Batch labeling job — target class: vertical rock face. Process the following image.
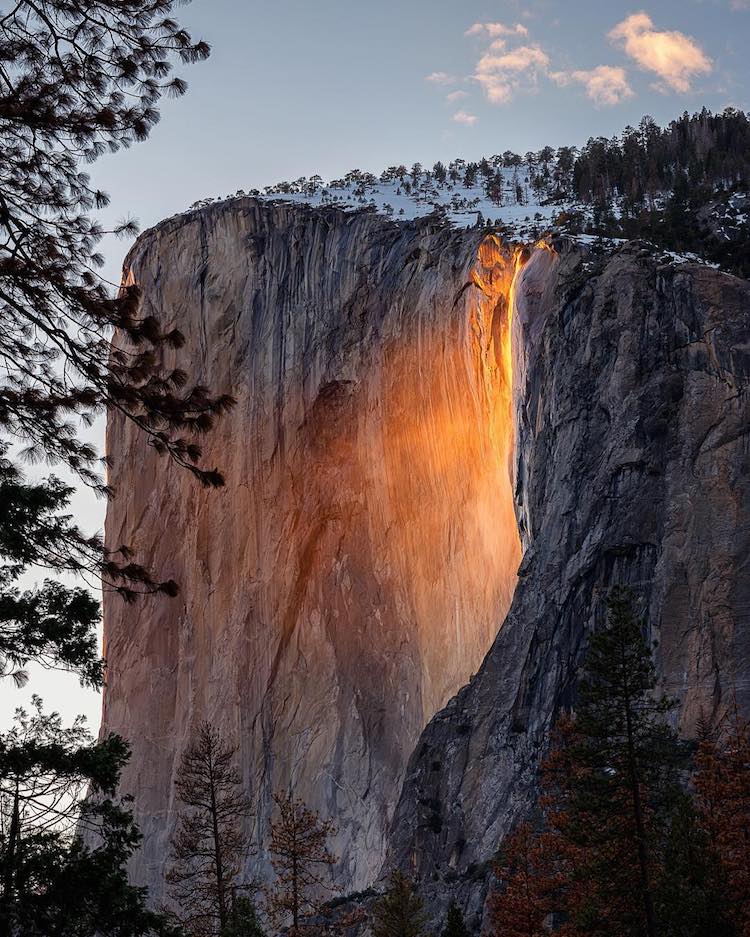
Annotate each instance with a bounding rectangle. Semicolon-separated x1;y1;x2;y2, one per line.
385;241;750;925
105;197;750;916
102;200;522;895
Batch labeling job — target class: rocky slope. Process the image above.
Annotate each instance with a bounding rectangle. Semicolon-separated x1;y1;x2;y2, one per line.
102;199;523;895
384;239;750;927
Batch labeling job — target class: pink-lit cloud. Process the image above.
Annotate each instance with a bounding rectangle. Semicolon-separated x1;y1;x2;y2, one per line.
474;44;550;104
465;22;529;38
446;90;469;103
608;12;712;93
425;71;457;86
552;65;634;107
452;110;479;126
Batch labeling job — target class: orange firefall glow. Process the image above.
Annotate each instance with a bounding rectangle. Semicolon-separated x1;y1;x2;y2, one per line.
534;238;557;254
473;236;528;476
359;234;530;718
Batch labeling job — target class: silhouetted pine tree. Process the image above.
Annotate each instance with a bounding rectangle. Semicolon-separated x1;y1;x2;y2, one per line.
0;698;175;936
371;871;427;937
0;450;103;687
557;588;687;936
0;0;232;500
441;901;471;937
166;723;252;937
0;3;227;932
266;791;337;935
533;587;736;937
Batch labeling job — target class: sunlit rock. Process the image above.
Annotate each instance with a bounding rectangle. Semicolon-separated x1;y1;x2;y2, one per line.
103;199;750;919
102;199;523;896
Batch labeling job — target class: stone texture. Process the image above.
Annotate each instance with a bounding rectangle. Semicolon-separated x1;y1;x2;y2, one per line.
103;197;750;921
384;240;750;928
101;200;522;897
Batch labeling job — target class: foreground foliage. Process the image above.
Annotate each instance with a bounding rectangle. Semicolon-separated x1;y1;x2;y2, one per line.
0;698;175;935
0;1;229;934
488;587;744;937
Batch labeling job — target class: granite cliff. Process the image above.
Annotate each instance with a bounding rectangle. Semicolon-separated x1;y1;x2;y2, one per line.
102;198;750;915
385;238;750;926
102;199;522;896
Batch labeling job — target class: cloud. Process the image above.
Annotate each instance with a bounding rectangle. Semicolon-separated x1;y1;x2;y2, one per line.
446;90;469;103
425;71;457;86
474;44;550;104
730;0;750;8
552;65;634;106
452;110;478;126
465;21;528;38
608;12;712;93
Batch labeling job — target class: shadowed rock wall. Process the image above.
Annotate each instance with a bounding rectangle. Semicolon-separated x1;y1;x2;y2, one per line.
384;241;750;927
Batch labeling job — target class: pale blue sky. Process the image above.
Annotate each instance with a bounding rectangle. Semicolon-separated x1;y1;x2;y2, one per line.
90;0;749;288
2;0;748;734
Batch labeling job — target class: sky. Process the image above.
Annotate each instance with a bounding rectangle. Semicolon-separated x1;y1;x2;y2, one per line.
2;0;748;735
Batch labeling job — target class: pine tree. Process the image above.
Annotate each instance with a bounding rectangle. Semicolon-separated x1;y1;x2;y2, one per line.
0;0;232;790
0;449;103;687
222;895;265;937
561;587;689;936
537;587;736;937
488;588;738;937
371;871;427;937
0;697;174;936
166;723;252;937
266;791;337;935
487;823;556;937
694;703;750;936
441;901;470;937
0;4;230;931
656;788;734;937
0;1;232;495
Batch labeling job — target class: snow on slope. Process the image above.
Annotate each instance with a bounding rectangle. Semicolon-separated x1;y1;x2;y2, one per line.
179;159;735;268
188;163;567;240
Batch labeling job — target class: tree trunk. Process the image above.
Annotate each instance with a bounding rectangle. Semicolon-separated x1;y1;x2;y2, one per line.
292;852;299;934
620;637;658;937
0;785;20;933
209;759;227;934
